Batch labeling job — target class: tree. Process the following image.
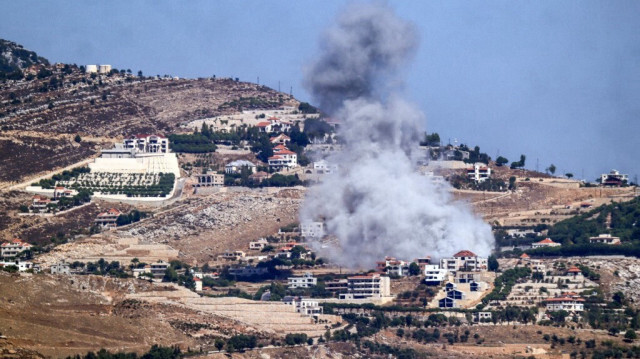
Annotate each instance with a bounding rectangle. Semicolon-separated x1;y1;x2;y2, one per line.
546;164;556;175
625;329;637;341
215;339;225;351
508;176;517;190
608;327;620;336
137;70;143;77
496;156;509;167
565;173;574;179
488;255;499;271
408;262;420;276
74;134;82;143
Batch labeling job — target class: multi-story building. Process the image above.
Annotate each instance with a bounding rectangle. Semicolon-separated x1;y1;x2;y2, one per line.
439;250;488;272
377;257;410;277
193;172;224;187
123;134;169;154
150;260;169;278
325;279;348;293
50;262;71;275
339;273;391;300
31;195;51;212
589;234;621;245
467;163;491;182
1;239;32;259
249;238;269;250
424;265;448;285
94;208;122;228
300;222;325;239
287;272;317;288
53;186;75;199
0;259;36;272
600;170;628;186
268;146;298;171
313;160;338;174
282;296;323;316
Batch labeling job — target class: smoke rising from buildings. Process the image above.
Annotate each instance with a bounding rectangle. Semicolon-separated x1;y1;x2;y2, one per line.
300;3;495;268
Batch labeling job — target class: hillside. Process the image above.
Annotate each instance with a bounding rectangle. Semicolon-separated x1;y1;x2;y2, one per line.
0;39;49;79
0;40;297;186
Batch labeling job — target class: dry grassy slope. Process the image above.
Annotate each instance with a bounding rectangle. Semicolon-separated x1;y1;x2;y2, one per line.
0;67;297;185
0;272;201;358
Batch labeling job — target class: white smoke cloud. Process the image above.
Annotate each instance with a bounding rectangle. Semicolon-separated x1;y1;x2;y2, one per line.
300;2;494;268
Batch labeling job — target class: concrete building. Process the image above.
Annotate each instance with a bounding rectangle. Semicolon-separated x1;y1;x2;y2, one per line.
269;134;290;145
531;238;561;249
438;297;457;308
268;146;298;171
85;64;98;73
282;296;323;316
194;277;203;292
50;262;71;275
473;312;492;322
544;296;585;312
601;170;628;186
339;273;391;300
100;144;137;159
467;163;491;182
0;259;35;272
424;265;448;285
1;239;32;259
377;257;410;277
287;272;317;289
440;250;488;272
53;186;76;199
194;172;224;187
123;135;169;154
94;208;122;228
325;279;348;293
300;222;325;239
225;160;257;175
31;195;51;212
313;160;338;174
98;64;112;74
150;260;169;278
249;238;269;250
589;234;621;245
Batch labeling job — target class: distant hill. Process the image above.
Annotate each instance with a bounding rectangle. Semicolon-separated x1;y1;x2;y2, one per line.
0;39;49;79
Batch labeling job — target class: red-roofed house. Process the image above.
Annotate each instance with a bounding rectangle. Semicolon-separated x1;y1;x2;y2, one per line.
31;195;52;212
268;146;298;171
532;238;561;249
544;296;585;312
94;208;123;228
53;186;76;199
1;239;32;259
256;121;272;133
567;266;582;277
376;257;410;277
440;250;488;272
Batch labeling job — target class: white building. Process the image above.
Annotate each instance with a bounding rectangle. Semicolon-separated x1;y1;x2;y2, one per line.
282;296;323;316
268;145;298;171
85;64;98;73
1;239;32;259
123;134;169;154
377;257;410;277
531;238;561;249
601;170;629;186
0;259;35;272
288;272;318;288
50;262;71;275
224;160;257;175
339;273;391;300
249;238;269;250
467;163;491;182
313;160;338;174
300;222;325;239
424;265;448;285
544;296;585;312
194;277;203;292
589;234;621;245
31;195;52;212
473;312;492;322
98;64;112;74
53;186;76;199
194;172;224;187
440;250;488;272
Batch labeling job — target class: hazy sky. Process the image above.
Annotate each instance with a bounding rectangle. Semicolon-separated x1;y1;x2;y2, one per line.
1;1;639;181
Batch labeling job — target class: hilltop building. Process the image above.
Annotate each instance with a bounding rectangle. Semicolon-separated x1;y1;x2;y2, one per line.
1;239;32;259
601;170;628;186
287;272;317;289
424;265;448;285
339;273;391;300
94;208;122;228
467;163;491;182
123;135;169;154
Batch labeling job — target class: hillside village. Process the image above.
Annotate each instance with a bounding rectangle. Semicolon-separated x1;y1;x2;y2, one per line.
1;40;640;359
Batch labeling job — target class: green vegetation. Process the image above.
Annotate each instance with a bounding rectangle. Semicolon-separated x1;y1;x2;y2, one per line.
168;133;217;153
34;166;90;189
65;345;182;359
81;259;130;278
162;260;195;289
116;210;148;226
419;132;440;146
495;156;509;166
218;96;283;111
510;154;526;169
0;39;49;80
298;102;318;114
481;267;531;305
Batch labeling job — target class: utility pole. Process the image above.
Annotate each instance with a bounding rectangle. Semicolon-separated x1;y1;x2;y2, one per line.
536;158;539;173
278;81;281;93
257;76;259;85
290;86;293;97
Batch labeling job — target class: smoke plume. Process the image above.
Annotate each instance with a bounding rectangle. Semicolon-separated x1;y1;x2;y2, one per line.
300;3;494;268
